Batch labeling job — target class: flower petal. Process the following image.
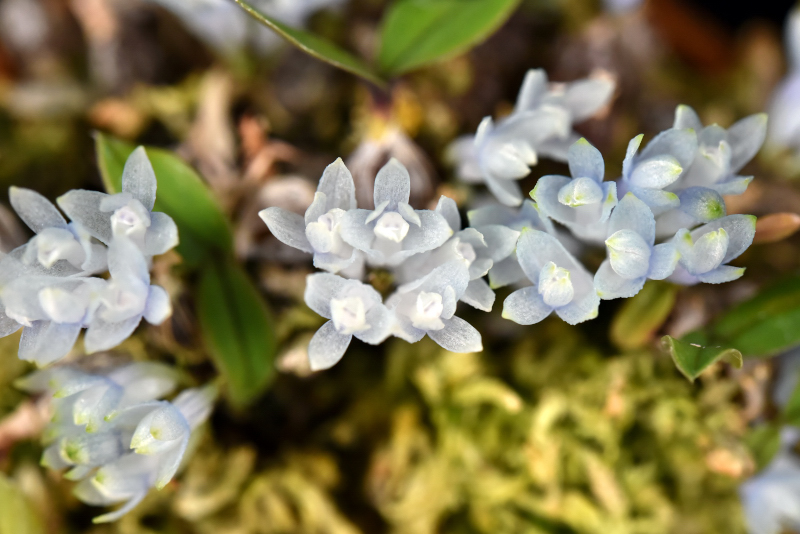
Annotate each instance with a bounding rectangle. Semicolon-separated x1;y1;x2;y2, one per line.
594;260;645;300
647;242;680;280
564;76;615;123
629;155;683;190
461;278;495;312
427;316;483;353
629;187;680;213
317;158;356;211
696;265;745;284
728;113;768;173
121;146;157;211
502;286;552;325
9;186;67;233
488;257;526;288
108;237;149;284
143;212;179;256
57;190;113;244
484;172;523;207
478;224;520;262
373;158;410;210
259;207;313;254
639;128;698;169
691;214;756;264
308;320;352;371
678;187;726;223
401;210;453;255
355;304;394;345
0;311;22;337
304;272;350;319
673;104;702;131
435;195;461;232
568;138;605;182
554;290;600;325
19;321;81;366
606;229;652;279
514;69;547;113
143;285;172;325
84;315;142;354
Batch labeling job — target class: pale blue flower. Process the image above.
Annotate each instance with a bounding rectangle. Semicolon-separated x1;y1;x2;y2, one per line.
502;228;599;325
17;364;212;522
73;386;215;523
448;68;615;206
395;196;519;312
617;128;697;215
467;199;553;288
10;186;107;275
672;105;766;196
593;193;680;299
669;214;756;285
83;237;173;354
260;158;364;276
304;272;393;370
57;147;179;258
339;158;452;267
387;261;482;353
531;138;617;241
1;273;106;365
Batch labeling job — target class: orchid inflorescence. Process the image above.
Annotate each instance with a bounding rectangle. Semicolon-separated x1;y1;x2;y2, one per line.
0;67;766;523
0;148;214;521
262;68;765;371
17;364;215;523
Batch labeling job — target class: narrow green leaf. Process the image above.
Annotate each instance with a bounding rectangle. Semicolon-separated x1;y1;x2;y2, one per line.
95;132;233;265
196;259;277;408
378;0;520;76
711;274;800;358
233;0;386;88
0;474;45;534
662;332;743;383
610;281;677;351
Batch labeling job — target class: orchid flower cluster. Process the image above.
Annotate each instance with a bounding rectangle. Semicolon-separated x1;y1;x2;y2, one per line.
0;149;216;522
262;68;765;371
17;363;215;523
0;147;177;367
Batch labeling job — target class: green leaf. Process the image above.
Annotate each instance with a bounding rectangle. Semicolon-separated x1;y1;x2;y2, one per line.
662;332;743;383
378;0;521;76
232;0;386;88
95;132;233;265
610;281;677;351
0;475;45;534
711;274;800;358
744;424;782;470
197;259;277;408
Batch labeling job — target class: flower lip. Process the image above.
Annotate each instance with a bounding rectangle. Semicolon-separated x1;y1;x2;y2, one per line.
455;240;477;266
330;296;370;335
538;261;574;307
411;291;445;330
374;212;410;243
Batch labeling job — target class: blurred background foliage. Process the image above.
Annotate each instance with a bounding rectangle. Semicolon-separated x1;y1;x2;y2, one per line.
1;0;800;532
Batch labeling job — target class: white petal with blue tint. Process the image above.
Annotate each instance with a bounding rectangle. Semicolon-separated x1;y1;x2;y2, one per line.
605;229;652;279
308;320;352;371
567;138;604;182
259;207;313;253
502;287;553;325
